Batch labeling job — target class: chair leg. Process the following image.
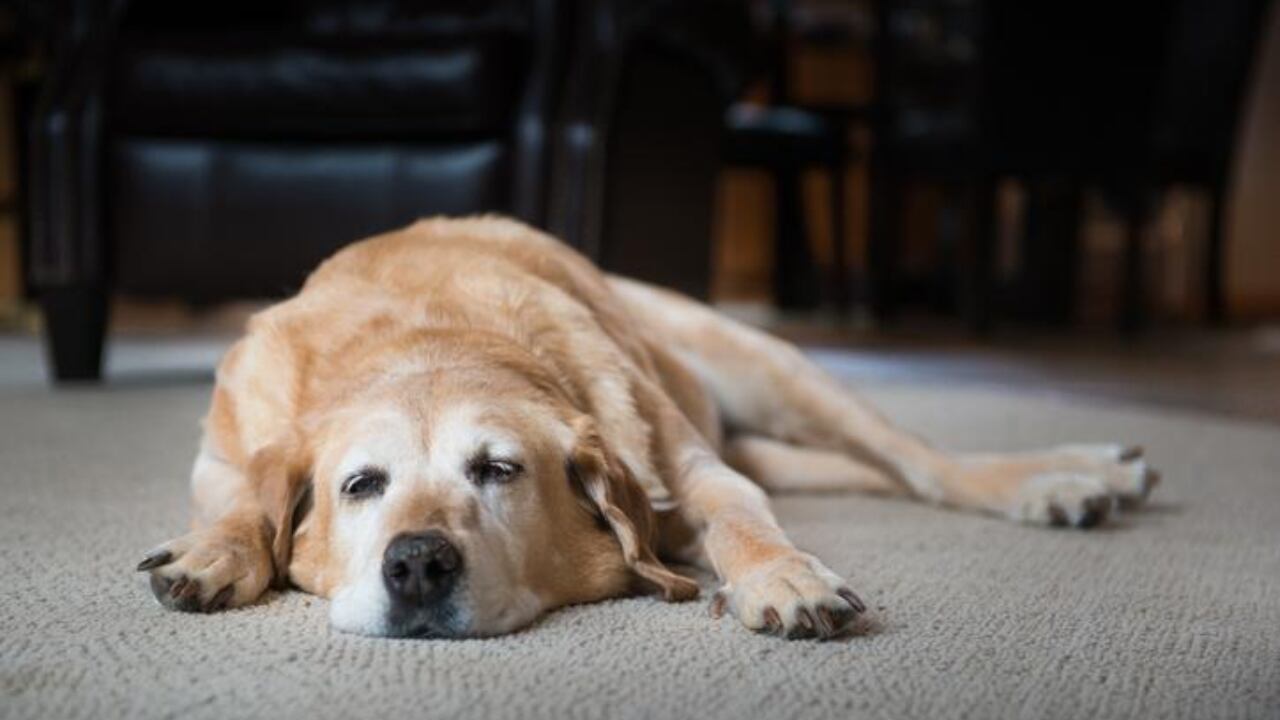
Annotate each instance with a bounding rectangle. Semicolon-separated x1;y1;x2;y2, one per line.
1204;186;1226;325
1119;207;1146;334
828;158;849;316
1048;182;1084;326
773;166;821;310
41;286;108;382
867;169;901;322
1020;179;1082;326
963;176;996;334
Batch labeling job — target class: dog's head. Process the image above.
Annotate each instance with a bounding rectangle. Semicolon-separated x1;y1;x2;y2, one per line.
250;368;697;638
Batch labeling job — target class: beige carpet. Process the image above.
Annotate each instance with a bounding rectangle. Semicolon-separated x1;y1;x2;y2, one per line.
2;367;1279;719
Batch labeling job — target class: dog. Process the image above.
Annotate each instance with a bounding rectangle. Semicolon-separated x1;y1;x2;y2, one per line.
137;216;1159;640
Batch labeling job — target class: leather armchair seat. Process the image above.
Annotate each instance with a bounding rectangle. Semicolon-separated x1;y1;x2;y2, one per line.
29;0;563;379
104;1;539;302
110;139;510;299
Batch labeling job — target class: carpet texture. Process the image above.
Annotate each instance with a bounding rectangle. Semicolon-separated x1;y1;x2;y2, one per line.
2;371;1279;720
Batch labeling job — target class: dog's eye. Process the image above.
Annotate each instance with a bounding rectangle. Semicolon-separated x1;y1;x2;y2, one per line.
341;467;388;498
468;458;522;485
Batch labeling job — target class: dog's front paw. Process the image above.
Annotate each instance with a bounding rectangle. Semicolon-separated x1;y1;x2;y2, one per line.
136;528;273;613
711;553;866;640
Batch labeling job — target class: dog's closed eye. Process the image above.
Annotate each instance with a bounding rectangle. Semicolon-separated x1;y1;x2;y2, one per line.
467;457;522;485
342;467;389;499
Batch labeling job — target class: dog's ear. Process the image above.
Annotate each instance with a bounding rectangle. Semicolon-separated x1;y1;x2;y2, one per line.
567;418;699;602
247;432;312;585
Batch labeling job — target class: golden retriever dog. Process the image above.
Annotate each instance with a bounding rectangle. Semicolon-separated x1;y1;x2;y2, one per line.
137;216;1158;639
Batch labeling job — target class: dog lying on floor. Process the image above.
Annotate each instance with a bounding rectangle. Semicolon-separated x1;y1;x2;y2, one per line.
137;216;1159;640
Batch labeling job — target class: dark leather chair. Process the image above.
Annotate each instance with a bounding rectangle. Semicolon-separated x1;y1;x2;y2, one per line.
28;0;564;380
27;0;756;383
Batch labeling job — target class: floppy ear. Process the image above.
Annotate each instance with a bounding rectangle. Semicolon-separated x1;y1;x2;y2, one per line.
568;418;699;602
247;433;312;587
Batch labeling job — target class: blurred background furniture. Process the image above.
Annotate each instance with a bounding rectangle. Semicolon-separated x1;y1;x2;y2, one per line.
0;0;46;327
25;0;755;382
28;0;567;380
724;102;849;312
13;0;1280;383
721;0;854;313
869;0;1176;331
1139;0;1273;328
866;0;1271;332
549;0;755;302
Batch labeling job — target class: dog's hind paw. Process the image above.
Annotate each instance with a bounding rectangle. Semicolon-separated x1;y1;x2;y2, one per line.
1007;472;1116;528
1054;444;1161;509
960;444;1161;529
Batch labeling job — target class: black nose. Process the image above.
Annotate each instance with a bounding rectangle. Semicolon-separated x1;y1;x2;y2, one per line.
382;531;463;603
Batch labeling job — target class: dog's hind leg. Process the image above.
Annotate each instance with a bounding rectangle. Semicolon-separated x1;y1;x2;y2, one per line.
723;435;904;496
612;277;1157;528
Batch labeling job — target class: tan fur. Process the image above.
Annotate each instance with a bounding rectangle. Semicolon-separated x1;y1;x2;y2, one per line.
140;216;1157;639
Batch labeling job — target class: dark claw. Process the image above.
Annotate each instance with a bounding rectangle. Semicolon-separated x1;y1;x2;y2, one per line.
1119;445;1144;462
1120;468;1161;510
837;587;867;614
1144;468;1161;495
709;591;727;619
815;607;838;638
177;579;201;601
168;577;190;599
762;607;782;634
149;573;173;598
795;608;816;635
149;573;194;612
207;585;234;613
172;578;204;612
148;574;202;613
1077;496;1112;529
1048;505;1069;527
136;550;173;572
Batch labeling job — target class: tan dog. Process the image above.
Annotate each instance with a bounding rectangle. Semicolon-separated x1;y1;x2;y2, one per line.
137;216;1159;639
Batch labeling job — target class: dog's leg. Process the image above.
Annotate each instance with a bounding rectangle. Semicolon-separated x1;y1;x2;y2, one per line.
641;387;866;639
135;443;288;613
136;450;275;613
723;435;904;496
138;334;307;613
613;277;1158;527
